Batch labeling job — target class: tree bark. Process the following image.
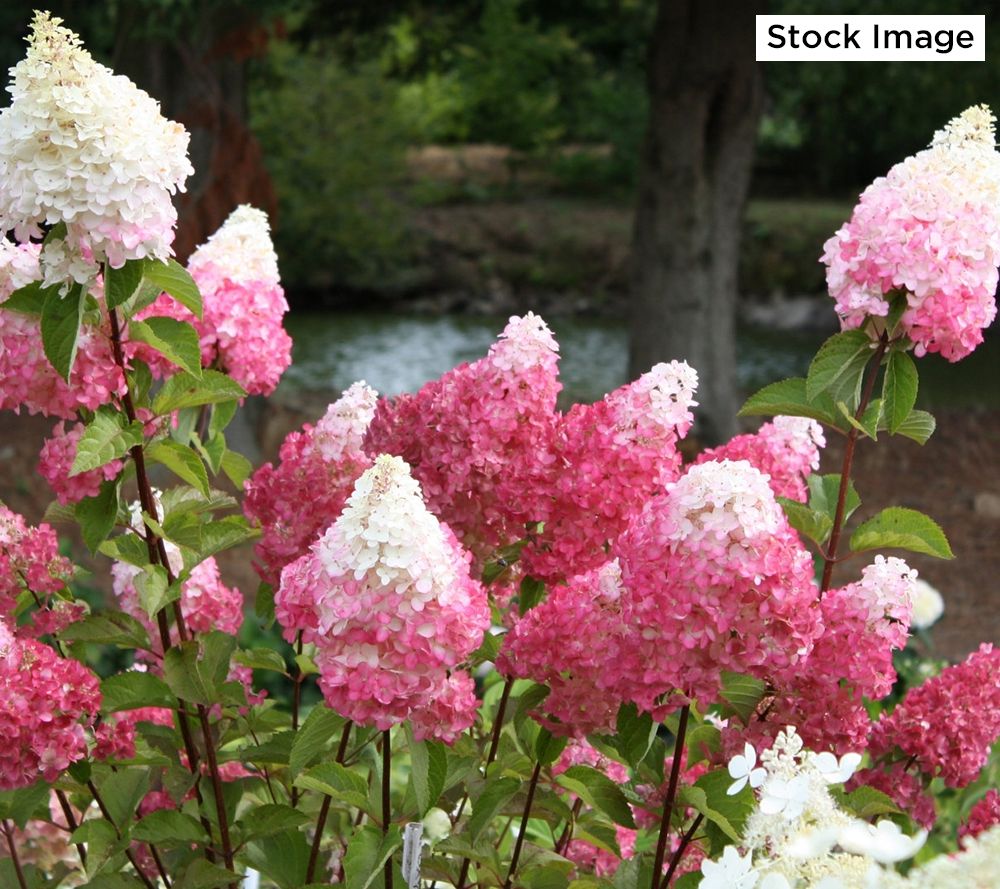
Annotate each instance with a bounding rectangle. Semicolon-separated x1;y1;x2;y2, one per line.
629;0;762;444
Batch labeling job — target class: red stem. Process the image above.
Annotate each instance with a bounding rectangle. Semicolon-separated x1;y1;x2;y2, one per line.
2;820;29;889
504;760;543;889
660;813;703;889
650;705;690;889
305;720;353;883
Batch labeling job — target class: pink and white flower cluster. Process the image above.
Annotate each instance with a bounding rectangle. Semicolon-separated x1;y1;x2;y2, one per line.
822;105;1000;361
276;455;490;740
244;382;377;584
0;12;192;284
38;420;123;504
137;205;292;394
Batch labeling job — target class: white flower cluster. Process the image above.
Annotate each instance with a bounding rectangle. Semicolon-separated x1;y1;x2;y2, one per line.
854;555;918;625
315;455;459;628
311;381;379;463
0;11;193;284
610;359;699;442
0;239;41;300
701;727;927;889
910;579;945;630
187;204;279;286
769;416;826;471
663;459;783;548
488;311;560;373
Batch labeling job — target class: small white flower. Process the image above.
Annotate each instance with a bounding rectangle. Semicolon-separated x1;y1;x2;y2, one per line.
813;751;863;785
758;873;792;889
786;825;839;859
759;775;810;820
728;742;767;795
699;846;758;889
911;578;945;629
837;818;927;864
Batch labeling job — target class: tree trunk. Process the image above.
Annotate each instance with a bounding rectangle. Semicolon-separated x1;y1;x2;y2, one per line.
628;0;762;444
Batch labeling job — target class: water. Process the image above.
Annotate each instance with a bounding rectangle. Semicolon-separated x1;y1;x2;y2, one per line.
280;311;999;408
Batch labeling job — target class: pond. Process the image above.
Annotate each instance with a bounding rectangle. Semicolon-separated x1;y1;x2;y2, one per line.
278;311;1000;409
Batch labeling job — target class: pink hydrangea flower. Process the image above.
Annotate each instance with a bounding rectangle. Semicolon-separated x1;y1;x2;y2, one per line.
364;313;562;564
696;416;825;502
960;790;1000;843
136;205;291;394
868;643;1000;788
849;763;937;830
612;459;822;714
244;382;377;585
0;620;101;788
38;420;122;504
0;504;74;629
276;455;490;739
822;105;1000;361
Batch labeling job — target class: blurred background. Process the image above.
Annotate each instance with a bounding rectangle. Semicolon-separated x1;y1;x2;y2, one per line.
1;0;998;660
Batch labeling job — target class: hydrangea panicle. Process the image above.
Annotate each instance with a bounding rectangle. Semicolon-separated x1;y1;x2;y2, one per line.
38;420;122;504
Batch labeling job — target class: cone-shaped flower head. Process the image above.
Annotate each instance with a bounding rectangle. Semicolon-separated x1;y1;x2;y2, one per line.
277;454;490;739
822;104;1000;361
0;11;193;283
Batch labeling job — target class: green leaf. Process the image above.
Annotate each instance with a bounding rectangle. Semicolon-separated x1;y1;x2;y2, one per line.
614;702;657;769
132;809;207;845
680;769;754;853
143;258;203;319
40;282;86;380
535;726;569;766
294;762;371;810
71;408;144;476
256;581;275;625
344;824;402;889
0;782;50;828
1;280;52;315
557;766;636;828
134;565;179;619
807;474;861;525
236;804;310;841
407;726;448;817
519;576;547;615
837;398;882;440
128;317;203;377
882;351;919;434
233;647;288;674
61;610;151;650
105;259;147;310
891;408;936;445
833;784;902;820
208;400;239;439
220;449;253;487
146;439;210;496
98;532;152;569
101;671;176;712
246;830;311;889
806;330;873;403
163;641;219;706
685;723;722;765
290;705;345;778
152;370;246;416
737;377;842;427
76;478;120;552
194;432;226;475
99;768;151;829
850;507;954;559
175;859;242;889
777;497;833;548
718;672;768;725
467;777;521;844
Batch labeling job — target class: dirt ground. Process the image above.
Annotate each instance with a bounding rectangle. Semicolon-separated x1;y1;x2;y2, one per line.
2;404;997;664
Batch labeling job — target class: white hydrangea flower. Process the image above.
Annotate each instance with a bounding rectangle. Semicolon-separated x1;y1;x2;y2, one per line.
759;775;811;820
187;204;279;286
728;742;768;795
910;579;945;629
0;11;193;283
311;381;379;463
837;820;927;865
699;845;759;889
488;312;559;373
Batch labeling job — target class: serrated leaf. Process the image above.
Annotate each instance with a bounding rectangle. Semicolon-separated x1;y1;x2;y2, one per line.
290;705;345;777
236;804;310;841
134;565;178;619
143;258;203;319
146;439;210;495
407;726;448;817
883;351;918;434
807;474;861;525
105;259;147;310
686;723;722;765
737;377;842;427
233;647;288;674
468;777;521;843
294;762;371;810
344;825;402;889
163;641;219;706
535;726;569;766
71;409;144;476
99;768;150;828
132;809;207;845
220;449;253;487
152;370;246;416
176;859;242;889
837;398;882;440
40;282;86;380
0;782;50;828
850;507;954;559
1;279;51;315
76;478;120;552
680;769;754;852
806;330;873;403
129;317;203;377
891;409;936;445
208;400;239;439
101;671;176;712
98;532;152;569
778;497;833;547
557;766;636;828
61;610;151;650
719;672;768;725
833;784;902;820
246;830;311;889
614;702;657;769
519;576;547;616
